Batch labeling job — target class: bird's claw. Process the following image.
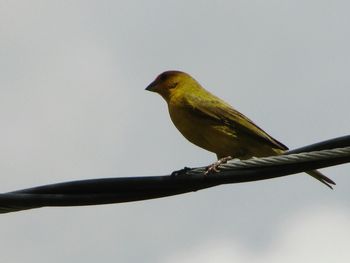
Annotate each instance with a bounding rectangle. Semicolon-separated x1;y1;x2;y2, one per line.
205;156;233;175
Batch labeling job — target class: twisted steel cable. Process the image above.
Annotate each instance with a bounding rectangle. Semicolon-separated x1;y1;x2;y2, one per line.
189;147;350;174
0;136;349;214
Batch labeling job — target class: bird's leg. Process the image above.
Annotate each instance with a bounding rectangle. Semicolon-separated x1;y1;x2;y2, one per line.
205;156;233;175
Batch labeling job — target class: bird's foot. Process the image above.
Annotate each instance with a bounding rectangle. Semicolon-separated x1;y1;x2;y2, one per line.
171;167;192;176
205;156;233;175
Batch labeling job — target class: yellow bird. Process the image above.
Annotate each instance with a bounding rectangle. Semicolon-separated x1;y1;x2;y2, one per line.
146;70;335;188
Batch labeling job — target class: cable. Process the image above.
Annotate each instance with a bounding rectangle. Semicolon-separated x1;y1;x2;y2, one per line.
189;147;350;174
0;136;349;214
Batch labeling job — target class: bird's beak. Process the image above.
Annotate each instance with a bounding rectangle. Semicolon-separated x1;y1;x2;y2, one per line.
145;81;156;92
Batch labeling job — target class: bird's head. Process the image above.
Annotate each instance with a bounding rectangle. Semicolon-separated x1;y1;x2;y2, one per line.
145;70;197;101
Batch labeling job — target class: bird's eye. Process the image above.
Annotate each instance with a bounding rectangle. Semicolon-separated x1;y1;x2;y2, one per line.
169;82;178;89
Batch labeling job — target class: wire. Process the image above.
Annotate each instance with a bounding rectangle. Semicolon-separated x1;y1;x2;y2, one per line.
189;147;350;174
0;135;349;214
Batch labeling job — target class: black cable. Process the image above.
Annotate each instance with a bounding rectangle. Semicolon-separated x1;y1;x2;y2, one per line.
0;135;349;214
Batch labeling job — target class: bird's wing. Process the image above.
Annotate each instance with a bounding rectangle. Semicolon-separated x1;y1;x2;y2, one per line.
184;92;288;151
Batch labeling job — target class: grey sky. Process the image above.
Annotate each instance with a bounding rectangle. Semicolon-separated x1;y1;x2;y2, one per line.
0;1;349;262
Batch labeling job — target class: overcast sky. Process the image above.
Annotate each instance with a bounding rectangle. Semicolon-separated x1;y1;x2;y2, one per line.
0;1;349;262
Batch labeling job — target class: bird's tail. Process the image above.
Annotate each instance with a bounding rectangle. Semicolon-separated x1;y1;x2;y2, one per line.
306;170;336;189
277;148;336;189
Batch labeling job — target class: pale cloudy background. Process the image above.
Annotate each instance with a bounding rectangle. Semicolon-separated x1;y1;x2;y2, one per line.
0;1;349;262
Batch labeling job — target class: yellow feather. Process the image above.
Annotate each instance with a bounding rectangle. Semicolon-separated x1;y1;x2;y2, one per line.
146;70;335;188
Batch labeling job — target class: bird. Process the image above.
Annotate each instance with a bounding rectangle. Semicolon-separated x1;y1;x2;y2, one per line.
145;70;335;188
